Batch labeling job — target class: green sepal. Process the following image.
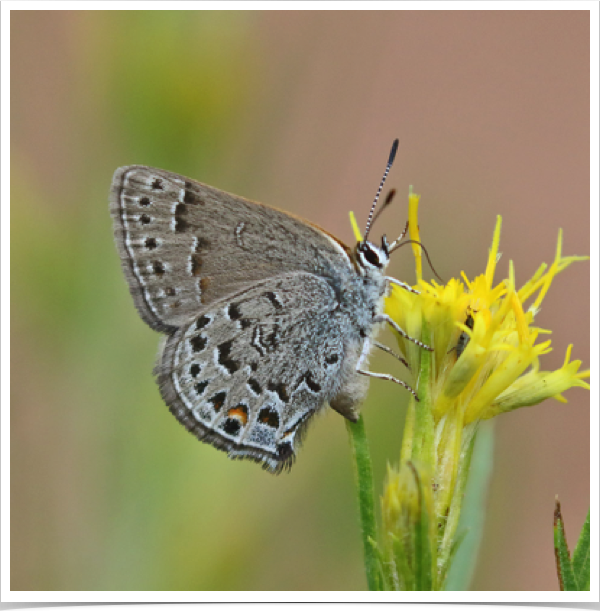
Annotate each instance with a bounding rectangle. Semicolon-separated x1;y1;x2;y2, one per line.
371;536;395;591
390;532;415;590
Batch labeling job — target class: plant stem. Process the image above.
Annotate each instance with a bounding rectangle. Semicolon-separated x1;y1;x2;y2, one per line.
346;416;381;590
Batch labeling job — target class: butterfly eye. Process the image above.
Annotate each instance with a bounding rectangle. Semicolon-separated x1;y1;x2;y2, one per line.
360;243;383;268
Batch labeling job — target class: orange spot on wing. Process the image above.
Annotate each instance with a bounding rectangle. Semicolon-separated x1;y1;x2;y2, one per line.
227;405;248;425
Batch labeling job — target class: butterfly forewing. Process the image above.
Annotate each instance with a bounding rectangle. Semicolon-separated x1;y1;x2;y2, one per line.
110;166;353;332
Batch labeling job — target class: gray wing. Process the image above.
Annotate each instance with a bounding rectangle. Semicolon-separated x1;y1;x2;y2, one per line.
155;272;347;473
110;165;353;333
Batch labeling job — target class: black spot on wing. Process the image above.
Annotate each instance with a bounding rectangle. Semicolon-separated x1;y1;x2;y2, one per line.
195;237;210;250
218;340;240;374
268;382;289;404
174;203;189;233
184;182;201;204
194;380;209;395
196;315;211;330
263;291;283;310
259;406;280;429
223;418;241;436
228;302;242;320
152;261;165;276
296;371;322;393
209;391;227;412
247;378;262;395
190;253;203;276
190;335;207;353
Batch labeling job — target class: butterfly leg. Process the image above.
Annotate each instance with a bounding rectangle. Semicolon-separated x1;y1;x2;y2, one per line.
355;338;419;400
356;368;419;400
373;340;410;370
386;277;420;295
374;314;433;351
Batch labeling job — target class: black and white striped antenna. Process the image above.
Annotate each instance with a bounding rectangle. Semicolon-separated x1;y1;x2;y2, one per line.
363;138;399;241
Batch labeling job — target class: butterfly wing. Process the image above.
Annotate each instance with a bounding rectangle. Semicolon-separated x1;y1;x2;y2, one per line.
110;166;353;333
155;271;347;473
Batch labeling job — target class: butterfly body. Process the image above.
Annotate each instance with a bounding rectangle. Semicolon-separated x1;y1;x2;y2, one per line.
111;166;394;473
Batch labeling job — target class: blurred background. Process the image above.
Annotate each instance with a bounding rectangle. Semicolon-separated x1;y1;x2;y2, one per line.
10;10;590;591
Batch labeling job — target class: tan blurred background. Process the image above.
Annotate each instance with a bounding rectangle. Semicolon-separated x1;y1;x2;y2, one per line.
11;10;590;591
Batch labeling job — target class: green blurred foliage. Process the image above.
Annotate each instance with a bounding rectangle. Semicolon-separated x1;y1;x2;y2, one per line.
10;10;590;592
10;11;412;590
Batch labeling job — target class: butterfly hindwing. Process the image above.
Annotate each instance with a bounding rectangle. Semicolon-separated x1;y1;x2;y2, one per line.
155;272;347;473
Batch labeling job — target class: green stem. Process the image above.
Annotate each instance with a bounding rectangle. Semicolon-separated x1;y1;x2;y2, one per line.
411;322;435;467
346;416;381;591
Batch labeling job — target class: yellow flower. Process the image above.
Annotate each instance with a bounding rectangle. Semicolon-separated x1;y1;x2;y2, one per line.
350;190;589;588
385;194;589;427
388;193;588;525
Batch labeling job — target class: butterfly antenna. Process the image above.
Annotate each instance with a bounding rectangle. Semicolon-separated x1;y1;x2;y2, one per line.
371;189;397;229
391;238;445;283
364;139;399;241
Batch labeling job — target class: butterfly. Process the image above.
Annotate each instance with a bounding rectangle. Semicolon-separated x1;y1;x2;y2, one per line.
110;140;428;473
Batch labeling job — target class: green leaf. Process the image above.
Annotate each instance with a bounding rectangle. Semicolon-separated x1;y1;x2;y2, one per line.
554;498;578;591
443;421;494;590
572;509;590;590
441;528;469;587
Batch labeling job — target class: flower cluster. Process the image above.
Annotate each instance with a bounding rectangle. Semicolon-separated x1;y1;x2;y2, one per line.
354;190;589;589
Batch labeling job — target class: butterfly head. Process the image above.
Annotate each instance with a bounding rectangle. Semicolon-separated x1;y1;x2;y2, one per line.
355;235;390;276
358;139;398;277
